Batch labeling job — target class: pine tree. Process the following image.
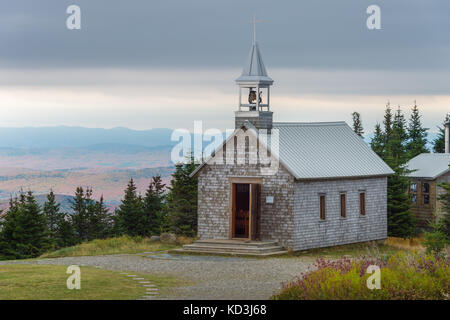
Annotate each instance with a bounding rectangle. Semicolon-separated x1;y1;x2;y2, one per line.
370;123;385;158
70;187;89;242
406;102;428;159
351;112;364;137
116;178;146;236
433;114;450;153
12;191;52;258
143;176;166;236
166;158;198;236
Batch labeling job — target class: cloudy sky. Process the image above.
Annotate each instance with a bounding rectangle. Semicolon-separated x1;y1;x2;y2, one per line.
0;0;449;133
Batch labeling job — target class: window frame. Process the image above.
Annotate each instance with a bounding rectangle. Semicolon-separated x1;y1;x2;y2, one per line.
340;192;347;218
359;192;366;216
319;194;326;220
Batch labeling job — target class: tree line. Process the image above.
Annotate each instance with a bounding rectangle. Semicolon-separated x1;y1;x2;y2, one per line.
352;103;450;239
0;161;198;259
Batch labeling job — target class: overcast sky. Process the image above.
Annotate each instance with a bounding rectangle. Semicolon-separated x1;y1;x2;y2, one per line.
0;0;449;133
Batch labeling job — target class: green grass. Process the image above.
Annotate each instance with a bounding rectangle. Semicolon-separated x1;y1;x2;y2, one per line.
0;264;178;300
40;236;181;258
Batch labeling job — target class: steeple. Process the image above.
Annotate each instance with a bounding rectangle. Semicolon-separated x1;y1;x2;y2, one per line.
235;15;273;131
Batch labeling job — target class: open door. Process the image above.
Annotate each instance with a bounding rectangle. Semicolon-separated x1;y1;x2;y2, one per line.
249;183;261;240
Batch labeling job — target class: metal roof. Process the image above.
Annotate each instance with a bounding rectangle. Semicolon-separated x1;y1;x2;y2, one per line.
235;42;273;85
271;122;394;179
406;153;450;180
191;121;394;180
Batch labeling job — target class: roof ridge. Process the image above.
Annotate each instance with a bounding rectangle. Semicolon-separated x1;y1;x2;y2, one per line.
273;121;347;126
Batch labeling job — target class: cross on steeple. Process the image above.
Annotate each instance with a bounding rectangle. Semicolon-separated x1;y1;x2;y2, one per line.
253;13;263;44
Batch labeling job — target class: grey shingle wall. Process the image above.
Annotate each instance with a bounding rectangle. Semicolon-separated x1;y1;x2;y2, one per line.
292;177;388;251
197;163;295;248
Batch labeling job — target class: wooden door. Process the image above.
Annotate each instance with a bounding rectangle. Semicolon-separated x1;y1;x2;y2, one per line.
249;183;260;240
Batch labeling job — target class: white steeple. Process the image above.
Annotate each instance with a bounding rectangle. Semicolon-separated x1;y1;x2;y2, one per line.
235;14;273;112
234;15;273;131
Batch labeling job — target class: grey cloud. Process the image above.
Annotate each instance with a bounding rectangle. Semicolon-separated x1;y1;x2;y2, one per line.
0;0;449;70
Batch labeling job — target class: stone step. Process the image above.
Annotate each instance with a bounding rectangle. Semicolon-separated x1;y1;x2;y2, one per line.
174;248;287;257
193;239;278;248
183;244;284;254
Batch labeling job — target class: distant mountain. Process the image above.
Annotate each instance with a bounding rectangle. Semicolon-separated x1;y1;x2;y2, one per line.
0;126;175;149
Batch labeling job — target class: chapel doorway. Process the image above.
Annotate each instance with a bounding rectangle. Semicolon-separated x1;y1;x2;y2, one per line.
231;182;260;240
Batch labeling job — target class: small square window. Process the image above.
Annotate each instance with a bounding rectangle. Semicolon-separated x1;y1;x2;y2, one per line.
411;194;417;203
410;183;417;192
424;194;430;205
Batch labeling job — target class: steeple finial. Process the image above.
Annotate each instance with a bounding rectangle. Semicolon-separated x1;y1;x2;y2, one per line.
253;13;262;44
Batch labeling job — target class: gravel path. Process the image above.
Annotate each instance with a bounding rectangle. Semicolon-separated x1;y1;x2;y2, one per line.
0;253;315;299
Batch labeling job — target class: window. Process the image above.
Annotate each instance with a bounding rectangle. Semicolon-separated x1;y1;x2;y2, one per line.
423;182;430;205
319;194;326;220
410;182;417;204
360;192;366;216
340;193;346;218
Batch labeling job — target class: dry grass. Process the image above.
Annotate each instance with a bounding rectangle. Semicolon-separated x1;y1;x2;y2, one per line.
40;236;183;258
385;236;425;252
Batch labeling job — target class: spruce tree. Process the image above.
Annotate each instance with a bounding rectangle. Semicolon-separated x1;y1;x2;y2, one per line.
406;102;428;159
370;123;385;158
91;195;111;239
433;114;450;153
0;196;21;258
12;191;52;258
143;176;166;236
70;187;89;242
351;112;364;137
43;190;62;244
55;213;76;249
384;106;416;238
116;178;146;236
383;102;393;139
166;158;198;236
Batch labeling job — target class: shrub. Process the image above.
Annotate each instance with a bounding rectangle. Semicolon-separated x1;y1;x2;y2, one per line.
272;253;449;300
424;231;448;255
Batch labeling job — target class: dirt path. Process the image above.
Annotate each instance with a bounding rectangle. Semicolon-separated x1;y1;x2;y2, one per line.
0;253;315;299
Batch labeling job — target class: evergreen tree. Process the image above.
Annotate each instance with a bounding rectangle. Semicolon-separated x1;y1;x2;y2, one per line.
383;106;416;238
11;191;52;258
166;158;198;236
406;102;428;159
351;112;364;137
70;187;89;242
0;196;21;258
116;178;146;236
143;176;166;236
90;195;111;239
370;123;385;158
383;102;393;139
43;190;62;244
433;114;450;153
55;213;77;249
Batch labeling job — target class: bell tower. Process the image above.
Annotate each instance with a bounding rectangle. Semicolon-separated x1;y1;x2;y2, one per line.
235;15;274;131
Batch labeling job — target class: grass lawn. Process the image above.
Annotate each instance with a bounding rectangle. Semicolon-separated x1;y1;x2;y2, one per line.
0;264;179;300
40;236;186;258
